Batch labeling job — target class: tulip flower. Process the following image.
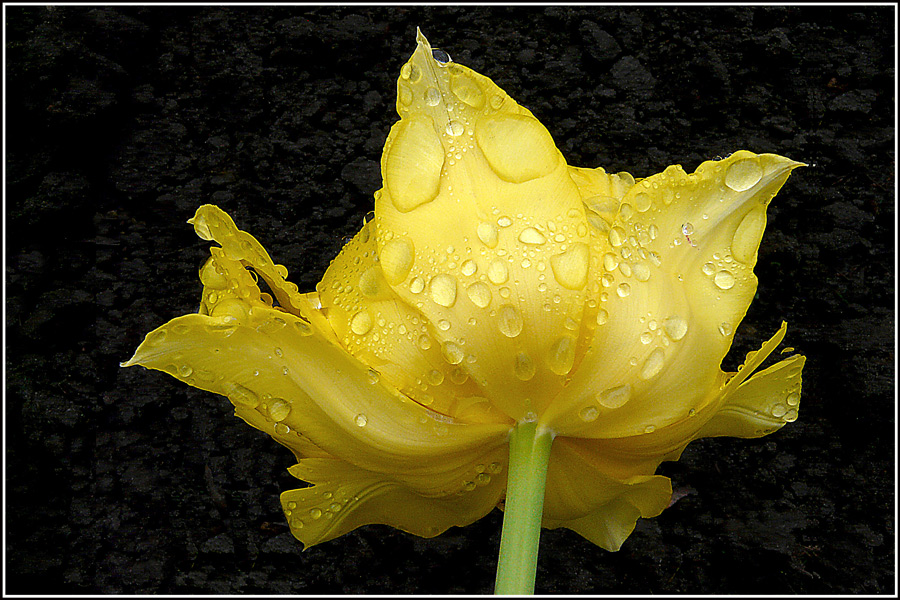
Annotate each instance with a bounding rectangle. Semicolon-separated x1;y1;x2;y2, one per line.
122;30;805;594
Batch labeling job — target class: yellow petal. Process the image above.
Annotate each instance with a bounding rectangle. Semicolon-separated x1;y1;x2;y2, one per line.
544;152;804;437
541;438;671;551
372;30;601;421
317;216;511;425
280;455;506;548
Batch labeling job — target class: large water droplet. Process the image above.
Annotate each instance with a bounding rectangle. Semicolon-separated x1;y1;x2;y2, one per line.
429;273;458;307
409;276;425;294
450;75;485;108
514;352;536;381
350;310;373;335
633;192;652;212
597;384;631;409
461;259;477;276
547;335;576;375
732;205;766;264
497;305;524;337
425;87;441;106
663;316;688;341
714;270;735;290
579;405;599;422
640;348;665;379
385;116;444;212
603;252;619;272
267;398;292;422
608;227;626;247
224;382;259;409
355;414;368;427
786;392;800;406
488;260;509;284
477;222;499;248
380;236;415;284
441;341;465;365
718;322;733;336
445;120;465;137
466;281;492;308
475;113;559;183
550;243;589;290
725;157;763;191
596;308;609;325
427;369;444;386
616;283;631;298
518;227;546;245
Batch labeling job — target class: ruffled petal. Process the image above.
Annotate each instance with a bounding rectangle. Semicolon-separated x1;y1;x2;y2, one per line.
369;30;602;421
280;454;506;548
544;152;804;438
541;437;671;551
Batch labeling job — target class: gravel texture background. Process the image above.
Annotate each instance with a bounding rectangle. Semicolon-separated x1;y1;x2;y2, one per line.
6;5;895;595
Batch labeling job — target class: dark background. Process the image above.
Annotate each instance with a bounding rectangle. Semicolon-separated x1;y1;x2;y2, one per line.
5;5;895;595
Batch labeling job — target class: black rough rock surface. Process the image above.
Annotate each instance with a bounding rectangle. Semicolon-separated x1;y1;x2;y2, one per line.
5;6;895;595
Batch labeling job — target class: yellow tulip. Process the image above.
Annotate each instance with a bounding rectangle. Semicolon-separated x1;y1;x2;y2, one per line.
123;29;805;592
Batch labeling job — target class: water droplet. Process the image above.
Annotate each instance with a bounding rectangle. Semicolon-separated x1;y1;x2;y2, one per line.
518;227;546;245
514;352;536;381
550;243;589;290
437;319;451;331
644;424;656;434
441;341;465;365
417;334;432;350
450;75;485;108
179;365;193;377
350;310;373;335
702;262;716;276
477;222;499;248
640;348;665;379
497;305;524;338
475;473;491;485
718;322;733;336
608;227;626;247
445;120;464;137
725;157;763;191
425;87;441;106
461;259;477;276
632;262;651;282
714;270;735;290
274;422;290;435
355;414;368;427
522;411;538;423
380;236;415;284
597;384;631;409
497;216;513;228
579;405;599;422
786;392;800;406
732;206;766;264
488;260;509;284
490;95;504;109
432;48;451;64
663;316;688;341
603;252;619;272
409;276;425;294
463;481;476;492
309;508;323;520
640;332;653;344
616;283;631;298
682;222;695;236
367;368;380;384
783;408;798;422
224;382;259;409
771;404;787;418
633;192;652;213
619;203;635;221
596;309;609;325
466;281;492;308
427;369;444;386
267;398;292;422
429;274;458;307
547;335;576;375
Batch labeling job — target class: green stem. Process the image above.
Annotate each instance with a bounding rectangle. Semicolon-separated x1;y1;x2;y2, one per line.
494;420;555;595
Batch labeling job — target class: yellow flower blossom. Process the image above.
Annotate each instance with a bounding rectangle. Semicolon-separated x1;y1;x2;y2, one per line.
123;29;805;558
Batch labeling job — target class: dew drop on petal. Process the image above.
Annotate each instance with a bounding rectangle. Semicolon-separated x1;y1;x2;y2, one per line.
488;260;509;284
579;405;600;422
267;398;292;422
596;308;609;325
616;283;631;298
497;305;524;337
441;341;465;365
597;384;631;409
663;316;688;341
725;157;763;192
477;222;499;248
714;270;735;290
224;382;259;409
718;322;733;336
350;310;373;335
547;335;576;375
355;414;368;427
461;259;477;276
514;351;536;381
732;206;767;264
550;243;589;290
518;227;546;245
429;273;458;307
640;348;665;379
380;236;415;284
